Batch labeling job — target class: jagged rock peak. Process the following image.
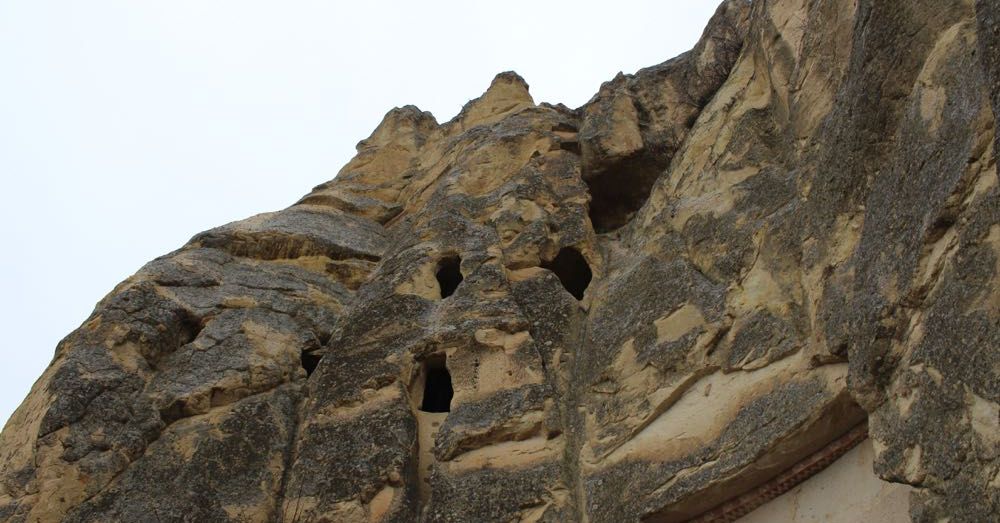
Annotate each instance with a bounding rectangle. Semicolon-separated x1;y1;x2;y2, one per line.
1;0;997;522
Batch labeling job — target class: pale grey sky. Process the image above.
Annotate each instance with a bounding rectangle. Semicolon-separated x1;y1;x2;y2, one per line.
0;1;719;427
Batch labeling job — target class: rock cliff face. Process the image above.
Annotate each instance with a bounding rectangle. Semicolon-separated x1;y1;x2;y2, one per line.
1;1;997;521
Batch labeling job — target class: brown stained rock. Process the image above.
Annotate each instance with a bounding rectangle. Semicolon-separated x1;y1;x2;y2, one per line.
1;0;997;522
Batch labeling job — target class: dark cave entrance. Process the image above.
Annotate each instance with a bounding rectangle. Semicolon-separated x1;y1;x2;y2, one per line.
301;351;321;376
584;155;665;233
420;354;454;413
436;256;463;299
542;247;592;300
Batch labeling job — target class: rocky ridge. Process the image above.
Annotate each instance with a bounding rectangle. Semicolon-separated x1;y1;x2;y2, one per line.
1;0;998;521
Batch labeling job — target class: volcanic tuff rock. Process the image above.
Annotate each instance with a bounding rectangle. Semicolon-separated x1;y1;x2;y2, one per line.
2;0;998;521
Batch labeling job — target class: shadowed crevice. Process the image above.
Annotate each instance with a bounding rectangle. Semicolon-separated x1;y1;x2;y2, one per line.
585;154;666;233
542;247;593;300
300;351;321;377
436;256;463;299
420;354;453;413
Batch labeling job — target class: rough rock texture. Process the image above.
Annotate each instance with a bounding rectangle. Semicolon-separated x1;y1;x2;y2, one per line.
2;1;997;522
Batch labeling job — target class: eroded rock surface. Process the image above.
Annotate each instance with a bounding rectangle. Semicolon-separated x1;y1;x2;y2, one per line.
1;1;997;522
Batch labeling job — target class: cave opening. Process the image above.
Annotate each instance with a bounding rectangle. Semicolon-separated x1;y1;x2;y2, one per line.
436;256;463;299
301;351;321;376
584;155;665;233
542;247;592;300
420;354;453;413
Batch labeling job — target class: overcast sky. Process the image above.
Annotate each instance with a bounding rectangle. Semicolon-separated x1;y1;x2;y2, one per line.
0;1;719;427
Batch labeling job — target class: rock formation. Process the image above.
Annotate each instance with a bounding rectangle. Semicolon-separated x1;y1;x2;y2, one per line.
1;0;997;521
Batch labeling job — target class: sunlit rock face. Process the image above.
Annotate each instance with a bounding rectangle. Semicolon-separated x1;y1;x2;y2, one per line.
1;1;997;522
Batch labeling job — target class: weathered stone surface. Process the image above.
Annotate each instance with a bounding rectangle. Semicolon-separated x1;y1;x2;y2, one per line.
741;438;912;523
1;1;997;522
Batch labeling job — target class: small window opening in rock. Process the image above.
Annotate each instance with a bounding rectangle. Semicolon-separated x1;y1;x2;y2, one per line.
585;155;665;233
542;247;592;300
436;256;463;299
301;351;321;376
420;354;453;413
178;311;205;346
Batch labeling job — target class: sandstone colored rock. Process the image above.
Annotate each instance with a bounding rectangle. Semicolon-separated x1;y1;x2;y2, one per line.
2;1;998;522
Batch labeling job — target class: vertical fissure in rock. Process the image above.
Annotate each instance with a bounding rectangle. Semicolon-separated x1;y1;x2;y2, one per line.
412;352;452;513
273;390;307;523
566;306;595;522
436;255;463;299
